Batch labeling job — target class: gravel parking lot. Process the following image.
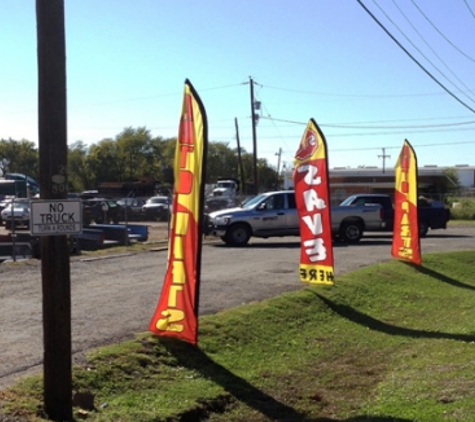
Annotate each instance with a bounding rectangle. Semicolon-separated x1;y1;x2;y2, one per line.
1;224;474;389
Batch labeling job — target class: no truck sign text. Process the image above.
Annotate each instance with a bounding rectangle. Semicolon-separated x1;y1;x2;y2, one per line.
30;200;82;235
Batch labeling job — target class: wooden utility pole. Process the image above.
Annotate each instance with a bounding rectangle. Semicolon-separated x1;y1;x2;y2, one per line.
234;118;246;194
378;147;391;174
249;77;258;195
275;147;282;175
36;0;72;420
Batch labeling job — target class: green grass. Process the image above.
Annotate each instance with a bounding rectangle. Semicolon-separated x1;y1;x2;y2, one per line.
2;251;475;421
448;219;475;227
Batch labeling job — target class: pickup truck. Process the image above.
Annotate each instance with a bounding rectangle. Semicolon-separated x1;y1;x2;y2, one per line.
204;190;384;246
339;194;450;237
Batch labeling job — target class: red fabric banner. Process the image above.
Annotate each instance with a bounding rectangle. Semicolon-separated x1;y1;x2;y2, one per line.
149;80;207;344
391;139;421;265
293;119;334;285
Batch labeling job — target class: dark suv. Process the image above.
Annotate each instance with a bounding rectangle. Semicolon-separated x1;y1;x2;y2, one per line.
82;198;122;225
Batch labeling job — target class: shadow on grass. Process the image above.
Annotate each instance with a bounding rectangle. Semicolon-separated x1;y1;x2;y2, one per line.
312;292;475;343
407;262;475;291
161;337;308;421
160;338;411;422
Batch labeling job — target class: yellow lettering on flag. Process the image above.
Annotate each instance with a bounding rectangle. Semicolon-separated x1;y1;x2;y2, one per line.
391;139;421;265
149;80;208;345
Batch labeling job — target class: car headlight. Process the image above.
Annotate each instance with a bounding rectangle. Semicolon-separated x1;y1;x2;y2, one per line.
214;215;231;226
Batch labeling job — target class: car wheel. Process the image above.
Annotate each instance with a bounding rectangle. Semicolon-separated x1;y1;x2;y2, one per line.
339;221;363;244
224;223;251;247
418;220;429;238
5;221;11;230
158;209;167;222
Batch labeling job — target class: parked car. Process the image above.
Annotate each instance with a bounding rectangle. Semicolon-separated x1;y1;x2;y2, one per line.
117;197;147;221
1;198;31;230
82;198;122;225
142;196;170;221
0;196;15;226
339;193;451;237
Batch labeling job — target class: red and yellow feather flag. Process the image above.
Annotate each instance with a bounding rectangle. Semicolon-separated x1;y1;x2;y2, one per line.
391;139;421;265
149;79;208;345
293;119;334;285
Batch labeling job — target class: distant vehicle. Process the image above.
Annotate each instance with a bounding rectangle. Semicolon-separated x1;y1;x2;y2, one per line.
82;198;122;225
142;196;170;221
117;197;146;213
4;173;40;195
205;177;240;212
80;190;99;200
1;198;31;230
0;196;15;226
117;197;147;221
339;194;451;237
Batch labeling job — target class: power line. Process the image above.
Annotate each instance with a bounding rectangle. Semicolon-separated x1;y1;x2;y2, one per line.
260;115;475;130
261;84;466;99
356;0;475;115
463;0;475;22
385;0;475;104
411;0;475;63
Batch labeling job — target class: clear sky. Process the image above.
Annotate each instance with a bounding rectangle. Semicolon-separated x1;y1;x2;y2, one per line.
1;0;475;172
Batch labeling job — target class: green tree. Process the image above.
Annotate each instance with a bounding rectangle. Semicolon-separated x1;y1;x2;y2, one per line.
257;158;280;191
68;141;92;192
442;167;461;195
0;138;39;180
87;138;122;186
115;127;154;180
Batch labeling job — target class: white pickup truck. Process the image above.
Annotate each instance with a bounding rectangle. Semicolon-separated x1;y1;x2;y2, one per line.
204;190;384;246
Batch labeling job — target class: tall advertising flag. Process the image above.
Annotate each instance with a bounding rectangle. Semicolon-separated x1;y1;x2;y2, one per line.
149;79;208;345
293;119;334;285
391;139;421;265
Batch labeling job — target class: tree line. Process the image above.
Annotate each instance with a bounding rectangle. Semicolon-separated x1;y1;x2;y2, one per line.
0;127;280;194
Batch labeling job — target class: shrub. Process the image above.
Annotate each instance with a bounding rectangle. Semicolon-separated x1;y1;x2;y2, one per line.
449;198;475;220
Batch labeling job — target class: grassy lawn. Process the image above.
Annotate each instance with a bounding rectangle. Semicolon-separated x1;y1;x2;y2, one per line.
2;250;475;421
448;219;475;227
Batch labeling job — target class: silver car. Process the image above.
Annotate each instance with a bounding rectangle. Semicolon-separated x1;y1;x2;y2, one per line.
142;196;171;221
1;198;31;230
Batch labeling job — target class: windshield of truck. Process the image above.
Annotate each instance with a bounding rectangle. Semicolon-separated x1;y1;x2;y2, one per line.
339;196;357;206
216;182;234;189
242;193;267;209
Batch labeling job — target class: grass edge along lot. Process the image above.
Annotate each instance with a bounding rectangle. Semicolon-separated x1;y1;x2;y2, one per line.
2;250;475;421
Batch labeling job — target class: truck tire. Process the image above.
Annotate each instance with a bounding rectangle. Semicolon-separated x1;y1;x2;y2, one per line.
224;223;251;247
339;221;363;244
418;220;429;238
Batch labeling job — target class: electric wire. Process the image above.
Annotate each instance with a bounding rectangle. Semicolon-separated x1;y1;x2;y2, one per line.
389;0;475;102
260;115;475;130
463;0;475;21
356;0;475;115
411;0;475;63
371;0;475;105
260;84;453;98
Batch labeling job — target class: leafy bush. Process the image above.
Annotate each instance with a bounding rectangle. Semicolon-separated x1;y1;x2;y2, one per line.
448;197;475;220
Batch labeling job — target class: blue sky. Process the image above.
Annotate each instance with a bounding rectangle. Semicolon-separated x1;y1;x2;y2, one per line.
1;0;475;171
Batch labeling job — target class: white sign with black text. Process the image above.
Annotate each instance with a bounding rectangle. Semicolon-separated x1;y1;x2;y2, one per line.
30;199;82;235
